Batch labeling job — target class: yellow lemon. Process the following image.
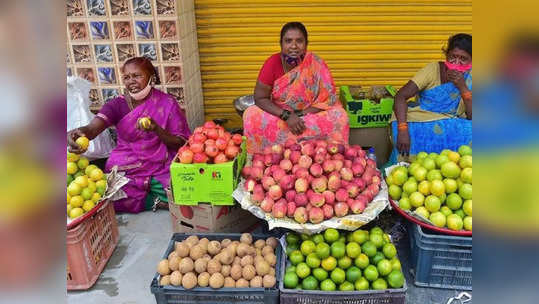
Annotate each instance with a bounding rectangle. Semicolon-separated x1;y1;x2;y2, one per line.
91;192;102;203
67;204;73;215
89;168;104;181
77;157;89;170
76;136;90;151
67;182;82;196
67;162;78;175
85;164;98;176
67;152;80;162
67;193;71;204
74;175;89;188
87;180;96;193
82;200;95;212
70;195;84;208
69;207;84;219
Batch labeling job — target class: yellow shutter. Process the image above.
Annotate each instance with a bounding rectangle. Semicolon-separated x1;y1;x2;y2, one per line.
195;0;472;128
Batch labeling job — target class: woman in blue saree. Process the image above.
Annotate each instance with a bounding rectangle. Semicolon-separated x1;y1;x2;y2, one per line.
391;34;472;161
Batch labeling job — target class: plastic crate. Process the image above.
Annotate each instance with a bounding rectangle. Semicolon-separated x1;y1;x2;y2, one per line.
67;200;119;290
408;223;472;290
279;246;407;304
150;233;282;304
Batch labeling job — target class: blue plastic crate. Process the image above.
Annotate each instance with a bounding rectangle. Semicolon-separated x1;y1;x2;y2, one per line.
150;233;282;304
408;223;472;290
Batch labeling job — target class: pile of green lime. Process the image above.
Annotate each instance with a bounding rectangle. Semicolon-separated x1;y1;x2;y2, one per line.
283;228;405;291
387;146;472;232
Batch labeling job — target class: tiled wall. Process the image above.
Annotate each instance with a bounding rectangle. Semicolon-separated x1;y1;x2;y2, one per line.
66;0;204;129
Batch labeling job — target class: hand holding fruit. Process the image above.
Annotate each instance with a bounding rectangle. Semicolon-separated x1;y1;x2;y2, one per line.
286;113;306;135
137;116;156;132
67;128;89;154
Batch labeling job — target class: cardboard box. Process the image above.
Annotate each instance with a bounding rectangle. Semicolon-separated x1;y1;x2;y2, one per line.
340;85;395;128
169;140;247;205
349;127;392;168
166;187;260;233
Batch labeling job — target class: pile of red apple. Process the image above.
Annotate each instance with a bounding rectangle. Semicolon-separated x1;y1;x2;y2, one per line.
242;139;382;224
177;121;243;164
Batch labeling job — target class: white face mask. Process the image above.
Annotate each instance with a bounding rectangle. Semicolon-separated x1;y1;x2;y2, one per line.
129;77;153;101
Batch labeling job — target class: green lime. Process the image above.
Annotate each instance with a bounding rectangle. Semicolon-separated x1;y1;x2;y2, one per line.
387;270;405;288
330;268;346;284
355;277;370;290
286;243;299;256
370;227;384;235
284;272;299;289
286;233;300;245
300;233;311;241
346;266;362;283
369;233;384;249
302;276;319;290
339;281;355;291
286;266;296;274
312;234;325;244
382;243;397;259
306;253;321;269
346;242;361;258
350;230;368;244
370;252;385;266
315;242;330;259
324;228;340;243
321;256;337;271
67;174;74;186
354;254;370;269
330;242;346;259
338;235;346;244
377;259;392;276
296;262;311;279
300;240;316;256
361;241;377;257
320;279;336;291
289;250;304;265
338;256;352;269
372;278;388;290
312;267;328;281
364;265;379;282
390;258;402;271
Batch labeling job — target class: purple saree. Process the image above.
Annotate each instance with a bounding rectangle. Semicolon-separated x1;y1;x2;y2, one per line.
97;88;191;213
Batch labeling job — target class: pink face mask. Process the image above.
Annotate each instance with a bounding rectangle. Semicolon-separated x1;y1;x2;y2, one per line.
129;77;153;101
445;61;472;72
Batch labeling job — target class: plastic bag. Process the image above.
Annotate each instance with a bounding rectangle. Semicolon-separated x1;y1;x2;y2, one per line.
67;76;115;159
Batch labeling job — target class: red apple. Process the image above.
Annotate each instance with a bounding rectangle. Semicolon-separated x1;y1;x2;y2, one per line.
205;145;219;158
260;196;274;213
214;153;228;164
225;145;239;159
309;163;323;177
294;207;308;224
309;207;324;224
295;177;308;193
334;202;349;217
322;204;334;219
215;138;228;151
335;188;349;202
287;201;297;217
322;190;335;205
179;149;194;164
193;152;208;163
232;134;243;145
268;185;283;200
309;193;325;207
272;200;287;218
295;193;308;207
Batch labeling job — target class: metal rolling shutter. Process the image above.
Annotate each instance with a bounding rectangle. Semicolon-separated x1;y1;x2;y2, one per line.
195;0;472;128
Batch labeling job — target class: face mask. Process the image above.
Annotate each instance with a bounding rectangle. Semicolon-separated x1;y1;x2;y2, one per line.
282;53;304;68
129;77;153;101
445;61;472;72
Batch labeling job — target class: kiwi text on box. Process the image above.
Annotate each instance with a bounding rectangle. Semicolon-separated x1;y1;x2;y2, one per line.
340;85;394;128
169;140;246;205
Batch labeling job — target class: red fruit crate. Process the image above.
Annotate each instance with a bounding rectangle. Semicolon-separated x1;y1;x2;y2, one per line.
67;200;119;290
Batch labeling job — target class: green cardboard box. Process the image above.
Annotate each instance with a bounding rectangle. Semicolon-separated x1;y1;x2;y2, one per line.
170;139;247;205
340;85;395;128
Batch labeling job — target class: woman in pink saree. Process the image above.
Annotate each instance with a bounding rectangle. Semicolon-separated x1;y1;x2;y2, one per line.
68;57;191;213
243;22;349;153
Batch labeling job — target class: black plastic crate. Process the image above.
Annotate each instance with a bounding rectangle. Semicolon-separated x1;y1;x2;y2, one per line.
278;239;407;304
408;223;472;290
150;233;281;304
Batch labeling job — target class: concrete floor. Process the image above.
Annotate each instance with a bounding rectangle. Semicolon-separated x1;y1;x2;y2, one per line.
67;209;471;304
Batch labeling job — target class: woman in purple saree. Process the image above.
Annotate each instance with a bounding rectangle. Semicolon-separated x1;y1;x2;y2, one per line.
68;57;191;213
